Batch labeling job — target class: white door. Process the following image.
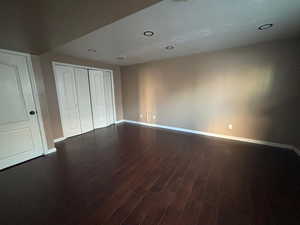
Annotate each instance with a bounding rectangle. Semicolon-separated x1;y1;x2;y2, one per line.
103;71;115;126
0;51;44;170
54;65;81;137
89;70;107;129
74;68;93;133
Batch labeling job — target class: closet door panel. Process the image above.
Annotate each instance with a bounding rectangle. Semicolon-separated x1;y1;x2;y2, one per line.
55;65;81;137
75;68;93;133
89;70;107;129
104;71;115;125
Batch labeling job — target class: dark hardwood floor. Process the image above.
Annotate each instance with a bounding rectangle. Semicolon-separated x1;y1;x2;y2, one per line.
1;123;300;225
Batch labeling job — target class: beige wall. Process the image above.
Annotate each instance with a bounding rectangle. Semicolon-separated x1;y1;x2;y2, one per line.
121;38;300;148
32;52;123;149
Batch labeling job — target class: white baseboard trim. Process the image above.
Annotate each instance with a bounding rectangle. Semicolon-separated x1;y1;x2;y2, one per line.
115;120;125;124
45;148;56;155
121;120;300;155
54;137;66;143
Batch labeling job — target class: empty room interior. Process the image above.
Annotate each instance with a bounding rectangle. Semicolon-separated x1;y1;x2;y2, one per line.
1;0;300;224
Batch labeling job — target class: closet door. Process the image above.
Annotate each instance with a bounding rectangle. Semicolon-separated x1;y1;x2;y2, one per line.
54;65;81;137
89;70;107;129
103;71;115;126
74;68;93;133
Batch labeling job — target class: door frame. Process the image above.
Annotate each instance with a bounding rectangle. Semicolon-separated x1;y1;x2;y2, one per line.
52;61;117;137
0;48;48;156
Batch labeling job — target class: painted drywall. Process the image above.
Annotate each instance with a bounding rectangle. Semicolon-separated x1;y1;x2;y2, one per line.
54;0;300;66
0;1;45;54
0;0;162;54
33;52;123;148
31;55;54;149
121;38;300;148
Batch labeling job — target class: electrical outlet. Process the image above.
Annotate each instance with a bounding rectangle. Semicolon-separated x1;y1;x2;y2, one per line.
139;113;143;118
228;124;233;130
152;115;156;120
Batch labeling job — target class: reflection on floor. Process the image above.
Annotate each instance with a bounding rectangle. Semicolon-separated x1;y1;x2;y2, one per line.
1;123;300;225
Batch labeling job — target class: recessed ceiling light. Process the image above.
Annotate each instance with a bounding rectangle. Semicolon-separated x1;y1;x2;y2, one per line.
165;45;175;50
258;24;273;30
88;48;97;52
143;31;154;37
116;56;126;60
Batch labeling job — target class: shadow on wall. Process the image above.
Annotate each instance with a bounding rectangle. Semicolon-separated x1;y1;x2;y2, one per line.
194;58;275;140
121;38;300;147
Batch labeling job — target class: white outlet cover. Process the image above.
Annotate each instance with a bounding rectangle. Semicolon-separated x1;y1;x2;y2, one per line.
140;114;143;118
153;115;156;119
228;124;233;130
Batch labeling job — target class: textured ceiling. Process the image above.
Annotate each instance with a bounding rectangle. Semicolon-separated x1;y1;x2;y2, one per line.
54;0;300;65
0;0;162;54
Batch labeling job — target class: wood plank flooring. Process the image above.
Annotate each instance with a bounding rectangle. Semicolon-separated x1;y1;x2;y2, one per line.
0;123;300;225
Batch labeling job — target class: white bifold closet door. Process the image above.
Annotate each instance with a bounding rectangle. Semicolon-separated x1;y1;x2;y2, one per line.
54;64;115;138
89;70;115;129
55;65;81;137
55;65;93;138
103;71;115;126
74;68;94;133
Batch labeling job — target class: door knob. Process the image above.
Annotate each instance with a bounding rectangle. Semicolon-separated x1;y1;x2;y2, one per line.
29;110;36;115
